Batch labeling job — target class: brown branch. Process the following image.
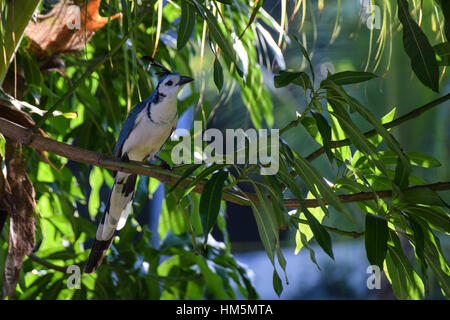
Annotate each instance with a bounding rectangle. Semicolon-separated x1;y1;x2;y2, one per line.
286;182;450;209
1;117;449;210
305;93;450;162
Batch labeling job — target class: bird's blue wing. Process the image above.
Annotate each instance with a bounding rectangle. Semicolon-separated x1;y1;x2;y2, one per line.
113;92;155;157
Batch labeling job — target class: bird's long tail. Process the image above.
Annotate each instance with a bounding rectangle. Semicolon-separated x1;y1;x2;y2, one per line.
85;172;137;273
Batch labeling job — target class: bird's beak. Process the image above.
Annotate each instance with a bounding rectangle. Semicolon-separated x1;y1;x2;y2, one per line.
178;76;194;86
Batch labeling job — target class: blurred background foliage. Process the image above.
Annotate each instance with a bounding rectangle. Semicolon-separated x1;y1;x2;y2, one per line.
0;0;449;299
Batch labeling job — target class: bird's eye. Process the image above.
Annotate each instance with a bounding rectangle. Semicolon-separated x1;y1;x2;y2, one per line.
166;80;173;86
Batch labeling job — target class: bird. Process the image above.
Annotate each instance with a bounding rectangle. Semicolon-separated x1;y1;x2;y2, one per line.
85;58;193;273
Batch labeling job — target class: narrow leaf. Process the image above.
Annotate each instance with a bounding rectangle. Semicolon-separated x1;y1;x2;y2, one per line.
327;71;377;85
385;231;425;299
404;188;449;208
365;213;388;269
394;156;411;190
274;71;312;90
213;57;224;92
177;1;196;50
303;209;334;259
199;170;229;241
272;269;283;297
397;0;440;92
434;42;450;66
311;112;333;162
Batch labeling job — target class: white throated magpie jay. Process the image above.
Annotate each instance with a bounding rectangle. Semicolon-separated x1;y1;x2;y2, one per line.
85;58;193;273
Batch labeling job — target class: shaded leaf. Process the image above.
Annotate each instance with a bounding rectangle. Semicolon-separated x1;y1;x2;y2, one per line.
327;71;377;85
406;206;450;234
311;112;333;162
199;170;228;241
273;269;283;297
303;209;334;259
213;57;224;92
365;213;388;269
177;1;196;50
274;71;312;90
397;0;440;92
434;42;450;66
404;188;449;208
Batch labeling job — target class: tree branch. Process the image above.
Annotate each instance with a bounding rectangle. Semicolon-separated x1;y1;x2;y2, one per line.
285;182;450;208
305;93;450;162
28;253;68;273
1;117;449;210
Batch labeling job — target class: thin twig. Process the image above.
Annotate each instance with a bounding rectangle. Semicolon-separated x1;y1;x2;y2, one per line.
28;253;68;273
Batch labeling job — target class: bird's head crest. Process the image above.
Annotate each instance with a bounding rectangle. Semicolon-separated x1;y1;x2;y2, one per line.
142;56;172;77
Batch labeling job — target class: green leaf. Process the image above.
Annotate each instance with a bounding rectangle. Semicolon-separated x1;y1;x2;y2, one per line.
303;209;334;259
328;102;351;162
190;254;231;299
238;0;264;39
177;1;196;50
406;215;427;274
167;164;202;194
324;80;410;174
300;116;322;144
368;107;397;147
273;269;283;297
295;227;321;270
274;71;312;90
365;213;388;269
327;71;377;85
434;42;450;66
215;0;233;4
397;0;440;92
328;96;388;176
404;188;449;208
251;183;280;266
213;57;224;92
406;206;450;234
263;175;287;228
394;156;411;190
199;170;228;241
422;227;450;297
407;152;442;168
203;5;240;72
311;112;333;162
385;231;425;299
88;166;104;218
436;0;450;40
293;152;354;223
179;164;228;202
292;36;315;81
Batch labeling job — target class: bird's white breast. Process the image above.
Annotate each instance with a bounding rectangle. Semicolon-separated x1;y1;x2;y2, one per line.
121;100;177;162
